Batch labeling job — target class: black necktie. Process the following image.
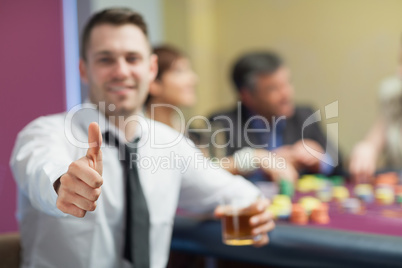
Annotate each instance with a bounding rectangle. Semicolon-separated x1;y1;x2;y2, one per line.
104;132;150;268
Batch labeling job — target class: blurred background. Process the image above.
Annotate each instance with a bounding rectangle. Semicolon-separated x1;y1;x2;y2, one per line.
1;0;402;233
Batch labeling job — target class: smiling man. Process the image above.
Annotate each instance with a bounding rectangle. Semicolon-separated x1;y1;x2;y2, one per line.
10;8;274;268
80;16;152;120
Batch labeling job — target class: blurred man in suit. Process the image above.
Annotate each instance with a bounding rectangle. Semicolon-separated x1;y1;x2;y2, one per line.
209;51;342;183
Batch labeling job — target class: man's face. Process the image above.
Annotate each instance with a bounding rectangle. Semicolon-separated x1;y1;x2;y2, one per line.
243;67;295;118
80;24;157;117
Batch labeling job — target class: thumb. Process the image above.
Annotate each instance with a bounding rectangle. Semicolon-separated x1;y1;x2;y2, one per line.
87;122;103;175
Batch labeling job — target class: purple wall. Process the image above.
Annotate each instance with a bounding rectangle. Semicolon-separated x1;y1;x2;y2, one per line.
0;0;66;233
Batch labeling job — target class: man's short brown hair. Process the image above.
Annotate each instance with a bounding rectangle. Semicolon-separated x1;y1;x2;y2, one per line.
81;8;148;61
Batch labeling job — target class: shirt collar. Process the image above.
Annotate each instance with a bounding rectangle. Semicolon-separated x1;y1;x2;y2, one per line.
71;102;149;144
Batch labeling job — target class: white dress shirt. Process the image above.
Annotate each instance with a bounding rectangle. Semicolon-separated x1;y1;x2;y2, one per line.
10;104;260;268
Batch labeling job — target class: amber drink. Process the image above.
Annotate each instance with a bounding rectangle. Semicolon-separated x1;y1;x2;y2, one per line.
220;195;261;246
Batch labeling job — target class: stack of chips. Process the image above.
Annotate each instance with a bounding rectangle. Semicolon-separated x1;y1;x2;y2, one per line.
316;181;333;202
279;179;294;197
374;173;398;205
315;174;329;180
354;184;374;203
299;196;321;215
375;186;395;205
270;195;292;220
297;175;315;193
330;175;345;186
311;203;330;224
342;198;361;214
297;175;323;193
375;172;399;186
332;186;349;202
396;185;402;204
290;204;308;225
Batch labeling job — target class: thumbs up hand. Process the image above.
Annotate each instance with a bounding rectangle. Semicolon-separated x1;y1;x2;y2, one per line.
54;122;103;218
86;122;103;176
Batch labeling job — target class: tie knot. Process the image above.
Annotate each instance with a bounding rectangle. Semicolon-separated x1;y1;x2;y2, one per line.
103;132;141;147
103;131;119;147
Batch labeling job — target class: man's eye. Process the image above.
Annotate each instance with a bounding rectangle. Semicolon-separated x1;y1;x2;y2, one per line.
99;58;112;63
127;56;139;63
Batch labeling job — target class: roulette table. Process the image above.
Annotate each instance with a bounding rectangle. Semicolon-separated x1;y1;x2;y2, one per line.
171;173;402;267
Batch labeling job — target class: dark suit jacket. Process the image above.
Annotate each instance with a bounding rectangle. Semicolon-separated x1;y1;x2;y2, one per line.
208;104;343;175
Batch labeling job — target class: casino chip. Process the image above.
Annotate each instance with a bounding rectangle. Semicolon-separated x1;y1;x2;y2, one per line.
375;186;395;205
354;184;374;203
298;196;321;215
332;186;349;202
342;198;361;214
311;203;330;224
290;204;308;225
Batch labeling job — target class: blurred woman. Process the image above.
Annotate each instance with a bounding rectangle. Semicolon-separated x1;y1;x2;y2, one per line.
349;41;402;182
146;45;197;132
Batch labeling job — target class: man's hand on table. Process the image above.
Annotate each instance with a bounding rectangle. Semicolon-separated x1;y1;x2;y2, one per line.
214;198;275;247
255;149;299;184
292;139;324;172
54;122;103;217
274;140;324;174
349;141;377;183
